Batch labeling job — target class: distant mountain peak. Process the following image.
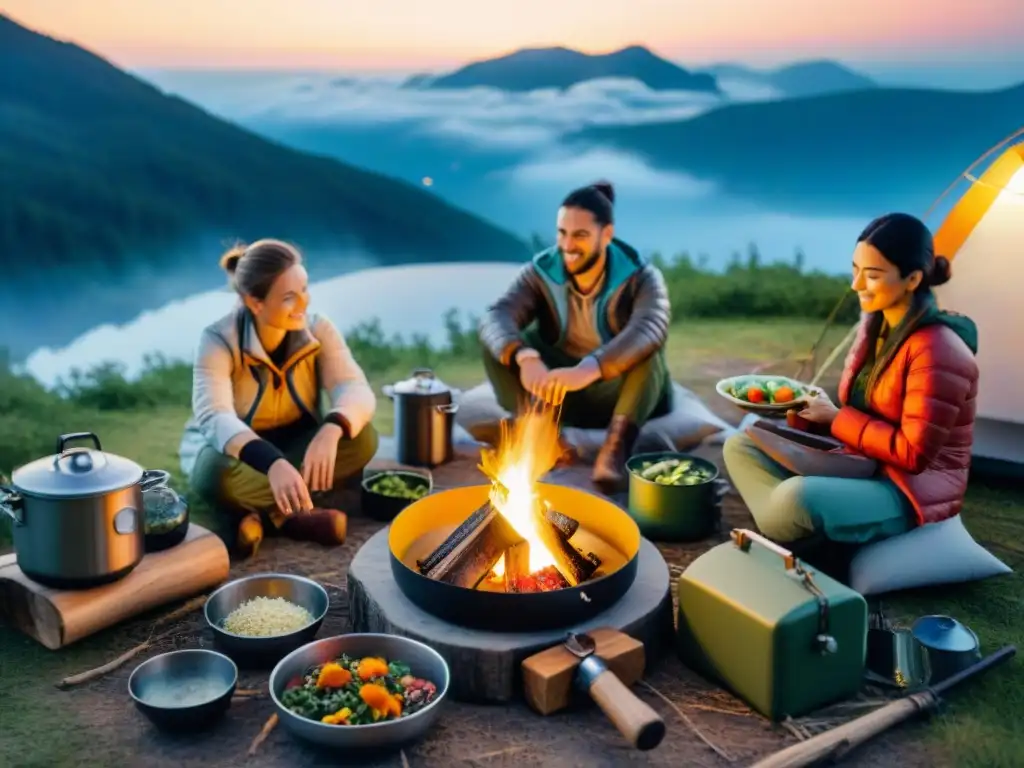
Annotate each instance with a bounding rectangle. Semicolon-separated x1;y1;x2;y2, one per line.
707;58;877;98
423;44;720;94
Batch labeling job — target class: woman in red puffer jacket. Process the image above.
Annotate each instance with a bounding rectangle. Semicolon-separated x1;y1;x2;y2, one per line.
724;213;979;546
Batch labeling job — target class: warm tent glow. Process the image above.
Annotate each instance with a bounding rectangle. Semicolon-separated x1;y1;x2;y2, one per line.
933;141;1024;428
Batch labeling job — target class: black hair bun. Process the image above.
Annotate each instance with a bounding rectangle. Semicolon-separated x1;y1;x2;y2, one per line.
931;255;952;286
591;180;615;205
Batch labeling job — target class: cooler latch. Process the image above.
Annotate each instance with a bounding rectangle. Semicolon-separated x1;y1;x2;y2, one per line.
731;528;839;655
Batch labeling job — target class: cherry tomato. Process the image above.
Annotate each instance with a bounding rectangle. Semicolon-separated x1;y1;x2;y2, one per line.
746;387;766;403
774;386;796;403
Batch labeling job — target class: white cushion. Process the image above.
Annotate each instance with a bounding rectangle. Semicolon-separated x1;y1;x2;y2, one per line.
849;514;1012;595
454;381;733;463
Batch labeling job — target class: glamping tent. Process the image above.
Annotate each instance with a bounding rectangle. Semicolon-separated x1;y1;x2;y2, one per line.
932;138;1024;466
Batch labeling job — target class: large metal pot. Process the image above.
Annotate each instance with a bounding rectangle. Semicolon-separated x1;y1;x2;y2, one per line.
0;432;150;589
382;369;459;467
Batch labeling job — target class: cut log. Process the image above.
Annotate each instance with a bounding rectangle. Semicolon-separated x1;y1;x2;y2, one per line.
425;507;524;588
503;540;531;593
543;506;579;539
416;500;494;574
531;501;600;587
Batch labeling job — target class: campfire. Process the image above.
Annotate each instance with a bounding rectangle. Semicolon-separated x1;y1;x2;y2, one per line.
415;403;603;593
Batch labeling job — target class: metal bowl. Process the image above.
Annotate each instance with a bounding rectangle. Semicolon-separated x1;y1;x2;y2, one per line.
626;452;721;542
128;649;237;731
269;633;450;751
361;469;433;522
205;573;329;668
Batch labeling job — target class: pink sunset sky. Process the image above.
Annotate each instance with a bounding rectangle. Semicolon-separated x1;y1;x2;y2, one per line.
5;0;1023;72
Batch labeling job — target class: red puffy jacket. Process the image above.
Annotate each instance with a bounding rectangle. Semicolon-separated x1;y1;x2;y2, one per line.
832;314;979;525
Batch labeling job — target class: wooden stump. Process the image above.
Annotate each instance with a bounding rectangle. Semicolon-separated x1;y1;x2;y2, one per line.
0;524;230;649
347;529;674;703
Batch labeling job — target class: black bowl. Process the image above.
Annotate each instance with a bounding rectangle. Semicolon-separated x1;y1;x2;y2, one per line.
361;469;433;522
128;649;237;732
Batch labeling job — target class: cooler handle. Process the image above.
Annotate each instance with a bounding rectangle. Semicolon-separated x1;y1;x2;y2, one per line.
731;528;796;570
731;528;839;656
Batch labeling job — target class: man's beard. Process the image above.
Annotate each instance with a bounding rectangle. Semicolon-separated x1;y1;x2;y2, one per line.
565;246;602;276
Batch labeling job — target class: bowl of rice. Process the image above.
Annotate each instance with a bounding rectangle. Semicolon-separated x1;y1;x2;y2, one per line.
205;573;329;667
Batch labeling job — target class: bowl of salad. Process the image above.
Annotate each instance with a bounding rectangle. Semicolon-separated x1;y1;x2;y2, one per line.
361;469;433;522
716;374;815;415
626;452;722;542
269;633;449;750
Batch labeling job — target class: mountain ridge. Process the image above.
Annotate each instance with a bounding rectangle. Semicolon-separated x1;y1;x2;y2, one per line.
416;44;720;93
705;59;877;97
0;14;530;276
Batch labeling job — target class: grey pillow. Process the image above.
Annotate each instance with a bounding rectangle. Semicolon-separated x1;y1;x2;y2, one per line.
849;514;1012;596
454;381;733;463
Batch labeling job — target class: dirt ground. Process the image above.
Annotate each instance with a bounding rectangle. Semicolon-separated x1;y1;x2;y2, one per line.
4;390;946;768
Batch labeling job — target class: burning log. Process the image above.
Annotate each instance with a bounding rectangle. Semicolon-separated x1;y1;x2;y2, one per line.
418;499;579;577
423;506;524;589
532;501;600;587
503;540;532;593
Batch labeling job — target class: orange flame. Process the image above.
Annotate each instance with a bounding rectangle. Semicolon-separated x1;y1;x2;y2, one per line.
478;399;564;574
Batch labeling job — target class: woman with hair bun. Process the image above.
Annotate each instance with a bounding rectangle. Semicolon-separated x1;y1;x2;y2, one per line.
724;213;980;553
179;239;378;557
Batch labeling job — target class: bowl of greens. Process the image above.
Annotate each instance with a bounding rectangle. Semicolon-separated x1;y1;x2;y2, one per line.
716;374;815;415
626;452;721;542
269;633;449;750
361;469;432;522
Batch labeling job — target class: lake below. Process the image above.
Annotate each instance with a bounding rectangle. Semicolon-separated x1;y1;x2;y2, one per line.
23;262;522;387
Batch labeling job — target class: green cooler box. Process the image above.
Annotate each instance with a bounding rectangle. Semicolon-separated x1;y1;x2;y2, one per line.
676;528;866;720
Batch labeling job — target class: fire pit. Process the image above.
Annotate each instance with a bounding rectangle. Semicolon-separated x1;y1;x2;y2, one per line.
348;403;673;702
388;482;640;631
387;405;641;632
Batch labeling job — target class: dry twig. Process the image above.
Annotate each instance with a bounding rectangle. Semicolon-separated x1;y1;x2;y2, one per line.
56;595;208;688
400;749;411;768
248;714;278;756
466;746;527;761
639;680;733;762
782;717;809;742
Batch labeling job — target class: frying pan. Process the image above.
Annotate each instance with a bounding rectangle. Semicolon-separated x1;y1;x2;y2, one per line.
388;483;642;632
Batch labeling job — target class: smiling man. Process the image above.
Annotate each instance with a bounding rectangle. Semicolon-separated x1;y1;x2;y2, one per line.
478;181;673;492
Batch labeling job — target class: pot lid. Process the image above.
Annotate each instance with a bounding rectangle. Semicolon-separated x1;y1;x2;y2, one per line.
390;368;451;395
911;615;978;653
13;445;144;498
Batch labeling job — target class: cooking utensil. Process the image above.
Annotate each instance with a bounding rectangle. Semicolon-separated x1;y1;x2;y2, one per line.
866;627;932;689
382;368;459;467
563;631;665;750
0;432;147;589
269;633;449;751
751;645;1016;768
205;573;329;667
141;470;190;552
911;615;982;684
677;529;867;720
128;649;237;732
625;452;721;542
361;468;433;522
388;482;641;632
746;420;878;479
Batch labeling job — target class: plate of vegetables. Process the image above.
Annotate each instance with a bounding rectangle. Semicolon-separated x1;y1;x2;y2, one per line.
715;374;816;414
269;634;449;749
361;469;432;521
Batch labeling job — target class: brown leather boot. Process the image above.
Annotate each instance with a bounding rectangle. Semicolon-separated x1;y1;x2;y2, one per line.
591;415;640;493
282;508;348;546
236;512;264;558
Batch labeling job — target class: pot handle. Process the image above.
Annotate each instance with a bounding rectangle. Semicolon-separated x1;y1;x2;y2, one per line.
141;469;172;492
436;403;459;414
56;432;102;455
0;486;24;526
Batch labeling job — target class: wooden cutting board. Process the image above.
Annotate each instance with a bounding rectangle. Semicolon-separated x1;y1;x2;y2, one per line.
0;524;230;650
